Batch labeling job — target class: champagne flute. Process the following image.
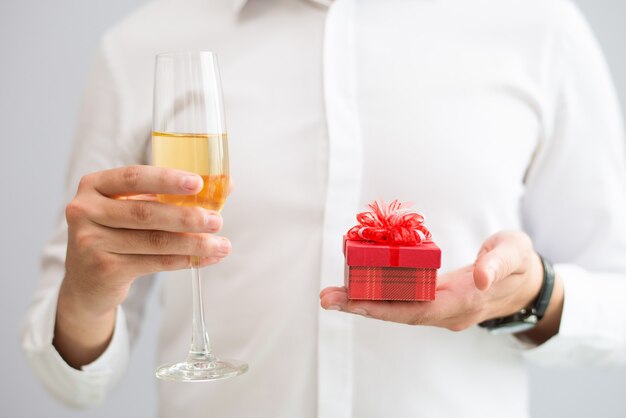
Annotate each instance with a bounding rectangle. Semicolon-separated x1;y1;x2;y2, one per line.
152;51;247;381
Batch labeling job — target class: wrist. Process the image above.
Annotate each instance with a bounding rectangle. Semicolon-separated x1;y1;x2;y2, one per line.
57;279;117;323
60;271;128;318
54;277;119;368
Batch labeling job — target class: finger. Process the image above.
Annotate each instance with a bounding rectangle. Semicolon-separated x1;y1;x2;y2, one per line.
436;265;473;291
320;286;345;299
102;228;231;257
83;166;203;198
320;287;435;325
474;232;531;290
122;254;225;277
320;287;349;310
473;263;494;292
348;299;434;325
90;195;223;233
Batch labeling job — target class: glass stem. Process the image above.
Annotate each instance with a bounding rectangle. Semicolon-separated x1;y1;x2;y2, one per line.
187;260;214;363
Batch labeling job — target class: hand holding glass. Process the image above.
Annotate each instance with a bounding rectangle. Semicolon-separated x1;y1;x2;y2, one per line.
152;51;247;381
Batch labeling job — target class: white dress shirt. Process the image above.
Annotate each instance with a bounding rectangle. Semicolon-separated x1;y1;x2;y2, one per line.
21;0;626;417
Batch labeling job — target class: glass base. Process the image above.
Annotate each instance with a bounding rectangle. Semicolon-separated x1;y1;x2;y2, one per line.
156;358;248;382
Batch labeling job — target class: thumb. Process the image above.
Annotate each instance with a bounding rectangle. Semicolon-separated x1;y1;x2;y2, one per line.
473;231;530;291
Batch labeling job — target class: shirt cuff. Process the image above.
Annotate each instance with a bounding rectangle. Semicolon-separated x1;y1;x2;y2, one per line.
521;264;626;366
21;289;129;407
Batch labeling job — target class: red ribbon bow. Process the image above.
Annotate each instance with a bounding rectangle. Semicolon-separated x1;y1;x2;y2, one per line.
347;200;432;246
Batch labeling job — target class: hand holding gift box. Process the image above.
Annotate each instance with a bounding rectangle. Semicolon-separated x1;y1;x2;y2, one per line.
321;209;553;335
343;200;441;301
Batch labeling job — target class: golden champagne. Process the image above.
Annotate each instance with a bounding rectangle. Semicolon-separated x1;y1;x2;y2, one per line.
152;132;229;212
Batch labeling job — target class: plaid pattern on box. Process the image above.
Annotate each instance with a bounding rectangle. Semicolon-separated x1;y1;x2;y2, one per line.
346;265;437;301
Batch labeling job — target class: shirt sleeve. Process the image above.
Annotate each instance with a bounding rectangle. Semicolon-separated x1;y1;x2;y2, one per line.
21;285;130;408
20;33;154;406
520;2;626;366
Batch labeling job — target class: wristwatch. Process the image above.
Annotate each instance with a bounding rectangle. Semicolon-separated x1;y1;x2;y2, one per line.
478;254;555;335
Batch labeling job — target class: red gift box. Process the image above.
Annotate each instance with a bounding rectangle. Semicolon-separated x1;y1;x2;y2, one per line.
343;201;442;301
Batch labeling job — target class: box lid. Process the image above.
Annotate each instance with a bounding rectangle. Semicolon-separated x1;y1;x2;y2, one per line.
344;237;441;268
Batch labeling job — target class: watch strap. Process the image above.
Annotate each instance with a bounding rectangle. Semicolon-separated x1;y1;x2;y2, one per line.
533;255;555;320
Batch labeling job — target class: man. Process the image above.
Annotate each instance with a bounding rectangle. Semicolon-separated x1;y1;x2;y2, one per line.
22;0;626;417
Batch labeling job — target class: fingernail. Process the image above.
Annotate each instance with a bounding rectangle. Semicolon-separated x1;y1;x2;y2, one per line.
326;305;342;311
216;237;231;256
182;175;200;191
351;308;368;317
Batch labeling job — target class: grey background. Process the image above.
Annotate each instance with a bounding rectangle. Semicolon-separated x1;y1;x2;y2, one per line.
1;0;625;417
